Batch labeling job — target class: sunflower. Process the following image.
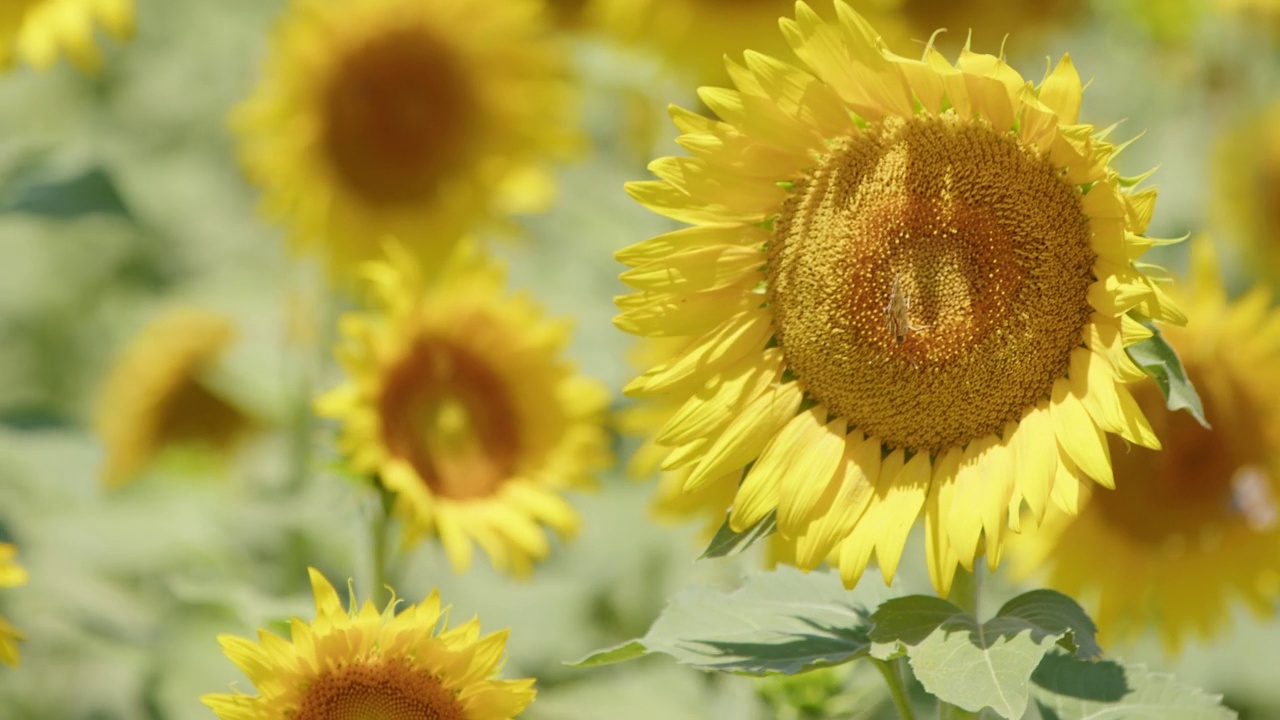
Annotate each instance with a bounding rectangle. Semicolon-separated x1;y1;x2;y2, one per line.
616;0;1183;596
203;567;536;720
0;543;27;667
96;308;251;490
892;0;1083;54
234;0;577;279
1011;239;1280;651
0;0;132;72
1215;102;1280;285
317;241;611;577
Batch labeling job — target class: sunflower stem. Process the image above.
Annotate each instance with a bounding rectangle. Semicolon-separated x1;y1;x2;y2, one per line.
873;658;916;720
369;484;394;606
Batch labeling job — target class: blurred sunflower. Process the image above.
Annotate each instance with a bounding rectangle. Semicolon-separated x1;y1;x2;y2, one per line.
1215;102;1280;284
234;0;577;279
96;308;252;490
203;567;535;720
0;0;132;72
1011;239;1280;651
317;241;611;576
892;0;1083;54
617;0;1183;596
0;543;27;666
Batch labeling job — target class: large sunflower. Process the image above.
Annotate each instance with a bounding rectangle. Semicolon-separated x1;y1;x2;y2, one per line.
317;241;611;577
0;543;27;667
203;567;535;719
0;0;131;72
96;308;251;490
1215;101;1280;285
234;0;576;278
1011;239;1280;651
616;0;1183;596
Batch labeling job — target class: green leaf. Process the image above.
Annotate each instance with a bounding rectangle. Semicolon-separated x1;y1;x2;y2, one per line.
1126;323;1209;428
867;590;1100;719
1032;652;1236;719
699;509;776;559
570;566;888;675
0;166;131;219
574;641;648;668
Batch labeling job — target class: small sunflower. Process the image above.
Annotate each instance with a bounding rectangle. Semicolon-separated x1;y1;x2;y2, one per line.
0;0;132;72
317;241;611;576
235;0;577;278
202;567;536;720
1011;239;1280;651
617;0;1183;596
96;308;251;490
0;543;27;667
1215;102;1280;285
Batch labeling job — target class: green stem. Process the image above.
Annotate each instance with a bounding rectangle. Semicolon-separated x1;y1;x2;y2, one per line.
369;485;393;606
873;658;916;720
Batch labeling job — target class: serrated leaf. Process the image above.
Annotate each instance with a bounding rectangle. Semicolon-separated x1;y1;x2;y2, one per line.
1126;323;1209;428
995;590;1100;660
699;509;776;559
0;166;131;218
571;567;888;675
1032;652;1236;720
868;590;1101;719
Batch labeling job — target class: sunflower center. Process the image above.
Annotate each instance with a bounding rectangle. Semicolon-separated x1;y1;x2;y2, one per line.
378;338;519;500
1093;368;1279;544
767;113;1095;452
295;659;466;720
323;27;475;207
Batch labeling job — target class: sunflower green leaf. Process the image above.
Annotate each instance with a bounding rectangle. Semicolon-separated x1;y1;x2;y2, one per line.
570;567;886;675
699;509;776;559
867;590;1101;719
1031;653;1236;719
1127;322;1209;428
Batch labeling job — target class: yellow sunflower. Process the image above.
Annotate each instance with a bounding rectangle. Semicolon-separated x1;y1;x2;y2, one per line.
1215;102;1280;285
1011;239;1280;651
234;0;577;279
203;567;536;720
96;308;251;490
0;0;132;72
617;0;1183;596
0;543;27;667
317;241;611;577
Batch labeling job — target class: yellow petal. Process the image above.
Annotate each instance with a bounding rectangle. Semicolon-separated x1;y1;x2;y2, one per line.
624;310;772;396
1069;346;1159;449
731;406;828;531
684;382;804;491
619;244;764;293
1038;54;1082;124
776;416;848;535
793;431;880;569
1050;378;1114;489
1009;403;1058;526
872;449;931;584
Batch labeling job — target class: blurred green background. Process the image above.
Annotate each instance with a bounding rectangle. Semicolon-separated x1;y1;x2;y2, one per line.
0;0;1276;717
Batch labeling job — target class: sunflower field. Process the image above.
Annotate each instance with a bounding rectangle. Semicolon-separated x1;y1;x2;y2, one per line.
0;0;1278;718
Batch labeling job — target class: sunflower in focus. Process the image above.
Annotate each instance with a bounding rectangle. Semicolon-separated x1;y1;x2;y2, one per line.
0;0;131;72
317;241;611;576
234;0;576;279
96;308;251;490
203;567;535;720
1215;102;1280;284
617;0;1183;596
1012;239;1280;651
0;543;27;666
